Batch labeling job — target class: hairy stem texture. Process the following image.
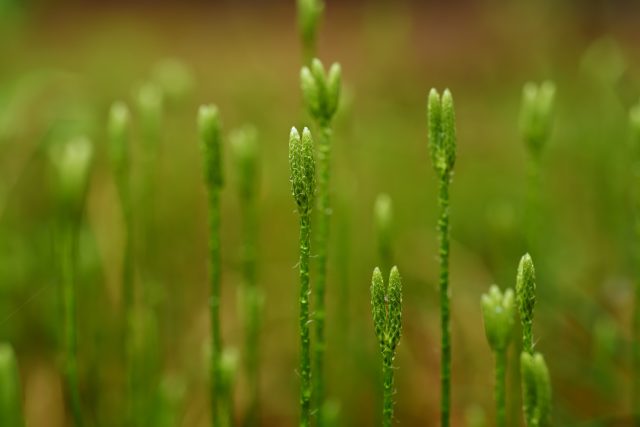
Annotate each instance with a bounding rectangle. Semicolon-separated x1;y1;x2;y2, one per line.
438;178;451;427
382;347;395;427
299;213;312;427
314;125;331;425
208;188;223;427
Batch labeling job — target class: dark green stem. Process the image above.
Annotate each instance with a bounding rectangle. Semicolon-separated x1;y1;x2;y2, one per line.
299;213;312;427
117;172;136;427
525;155;541;261
382;346;394;427
438;177;451;427
495;350;507;427
208;188;223;427
633;273;640;411
314;124;331;425
61;223;83;427
241;190;260;427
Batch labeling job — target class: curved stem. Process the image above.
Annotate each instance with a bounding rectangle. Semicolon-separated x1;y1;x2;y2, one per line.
438;178;451;427
299;213;312;427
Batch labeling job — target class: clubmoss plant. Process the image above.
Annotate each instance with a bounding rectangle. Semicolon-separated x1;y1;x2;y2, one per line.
374;193;393;275
371;266;403;427
516;253;536;355
108;102;139;426
427;88;457;427
481;286;516;427
630;99;640;409
297;0;324;63
108;102;134;316
50;136;93;427
519;81;555;254
230;125;263;426
0;343;25;427
514;254;552;426
520;352;551;427
289;127;316;427
300;57;341;425
136;82;163;285
198;105;226;427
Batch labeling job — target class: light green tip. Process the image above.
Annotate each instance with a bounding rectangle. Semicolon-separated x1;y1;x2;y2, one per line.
370;266;403;353
371;267;386;347
374;193;393;252
519;80;556;156
427;88;457;178
230;124;259;200
0;343;25;427
198;104;223;189
50;136;94;209
108;101;130;172
300;58;341;124
289;126;316;214
481;285;516;352
516;253;536;326
387;266;403;351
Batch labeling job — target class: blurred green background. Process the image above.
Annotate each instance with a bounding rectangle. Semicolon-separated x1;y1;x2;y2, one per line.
1;0;640;426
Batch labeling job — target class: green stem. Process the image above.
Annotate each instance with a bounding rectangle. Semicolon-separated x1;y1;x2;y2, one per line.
242;192;260;427
438;178;451;427
382;346;394;427
61;224;83;427
633;276;640;411
118;174;137;427
495;350;507;427
525;155;541;261
208;188;223;427
299;213;312;427
314;124;331;425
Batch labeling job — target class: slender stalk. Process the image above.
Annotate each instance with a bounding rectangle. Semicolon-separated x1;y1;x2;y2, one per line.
198;105;225;427
495;350;507;427
299;213;312;427
427;88;456;427
108;102;137;426
289;127;316;427
208;187;223;426
50;136;92;427
382;346;394;427
61;224;83;427
300;59;340;425
437;179;451;427
313;124;331;425
629;100;640;411
231;126;262;426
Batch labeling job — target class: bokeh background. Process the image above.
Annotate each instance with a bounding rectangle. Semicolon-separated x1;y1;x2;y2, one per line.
2;0;640;426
